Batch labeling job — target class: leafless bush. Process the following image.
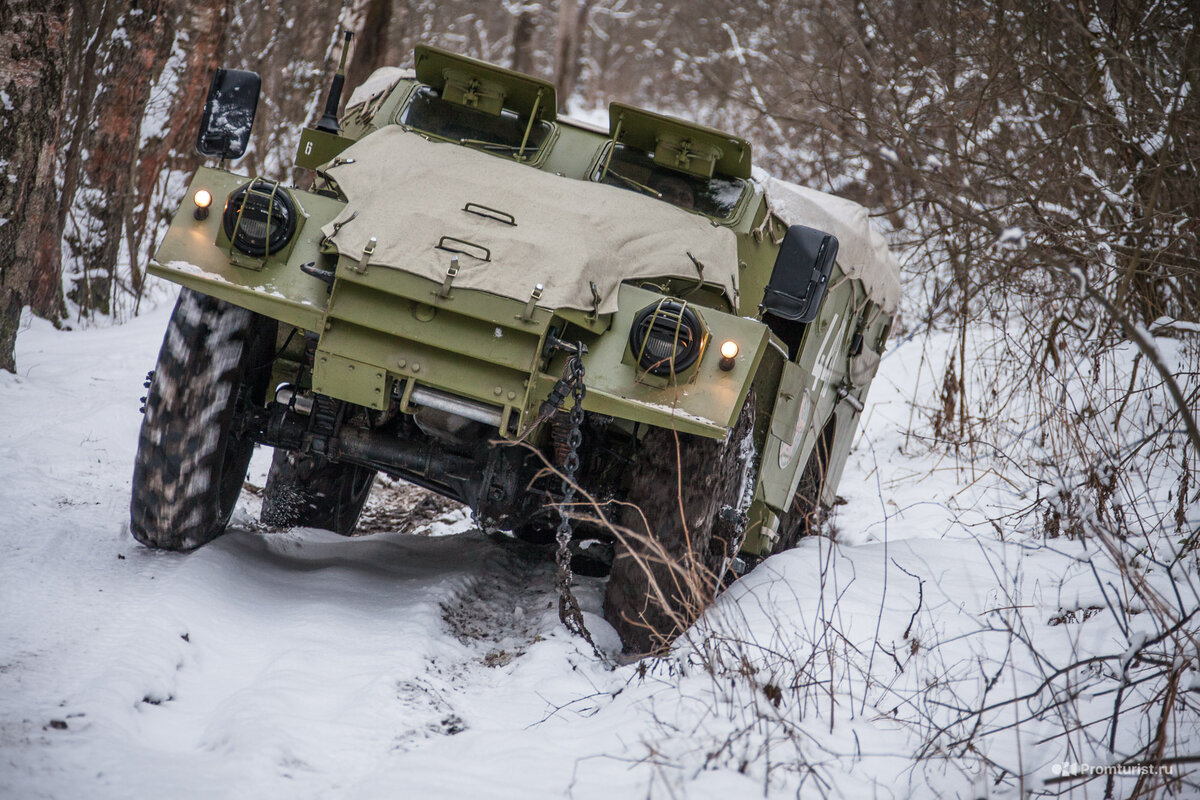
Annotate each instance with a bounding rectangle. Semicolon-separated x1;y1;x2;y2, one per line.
616;542;868;797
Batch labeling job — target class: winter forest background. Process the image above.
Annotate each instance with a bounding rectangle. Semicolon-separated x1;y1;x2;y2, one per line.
1;0;1198;796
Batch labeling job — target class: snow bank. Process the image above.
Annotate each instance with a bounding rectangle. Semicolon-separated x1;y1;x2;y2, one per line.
1;300;1194;798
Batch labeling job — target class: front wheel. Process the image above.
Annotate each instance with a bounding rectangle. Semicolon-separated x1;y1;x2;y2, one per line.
603;392;756;654
130;289;276;550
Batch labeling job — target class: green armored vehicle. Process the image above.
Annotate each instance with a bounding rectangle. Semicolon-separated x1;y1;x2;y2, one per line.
132;44;900;652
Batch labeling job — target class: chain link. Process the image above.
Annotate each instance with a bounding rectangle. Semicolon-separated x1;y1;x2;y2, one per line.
554;346;597;649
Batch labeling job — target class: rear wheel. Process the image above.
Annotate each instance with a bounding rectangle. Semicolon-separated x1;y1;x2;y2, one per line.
260;450;376;534
130;289;276;550
603;392;756;654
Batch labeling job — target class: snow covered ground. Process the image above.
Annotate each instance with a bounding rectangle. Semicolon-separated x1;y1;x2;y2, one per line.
1;298;1194;798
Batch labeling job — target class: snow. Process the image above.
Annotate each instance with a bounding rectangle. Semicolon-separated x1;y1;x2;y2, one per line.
1150;316;1200;335
559;106;609;133
1;295;1196;797
635;399;718;428
996;226;1025;247
345;67;414;111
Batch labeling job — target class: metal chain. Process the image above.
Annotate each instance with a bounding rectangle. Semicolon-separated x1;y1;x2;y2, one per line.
554;345;597;649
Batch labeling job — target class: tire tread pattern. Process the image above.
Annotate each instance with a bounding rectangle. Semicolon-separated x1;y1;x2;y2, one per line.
130;289;272;550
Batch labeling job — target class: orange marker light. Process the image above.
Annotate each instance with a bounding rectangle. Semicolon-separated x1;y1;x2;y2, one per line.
193;189;213;220
719;340;738;371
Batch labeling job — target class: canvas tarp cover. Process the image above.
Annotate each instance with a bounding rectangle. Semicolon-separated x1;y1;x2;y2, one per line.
320;128;739;315
345;67;413;111
752;167;901;315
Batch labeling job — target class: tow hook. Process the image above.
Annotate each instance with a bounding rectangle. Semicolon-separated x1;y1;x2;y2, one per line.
543;335;588;358
298;261;336;286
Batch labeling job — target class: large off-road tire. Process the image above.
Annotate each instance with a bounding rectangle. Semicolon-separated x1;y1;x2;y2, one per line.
260;449;376;534
604;392;756;654
130;289;276;550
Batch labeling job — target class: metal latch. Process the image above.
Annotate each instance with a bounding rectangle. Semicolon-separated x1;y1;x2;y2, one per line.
519;284;543;323
352;236;376;274
835;383;864;413
437;255;459;299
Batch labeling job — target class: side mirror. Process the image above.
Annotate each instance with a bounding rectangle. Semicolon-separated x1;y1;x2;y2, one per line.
760;225;839;324
196;68;261;160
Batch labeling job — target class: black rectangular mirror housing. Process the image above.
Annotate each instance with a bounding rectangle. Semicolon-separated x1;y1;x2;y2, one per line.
760;225;839;324
196;68;261;160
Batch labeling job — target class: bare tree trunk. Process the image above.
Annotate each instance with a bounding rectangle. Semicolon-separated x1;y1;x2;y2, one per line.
127;0;233;302
346;0;393;101
0;0;72;372
553;0;595;112
509;4;538;75
56;0;116;295
240;0;344;182
64;0;171;317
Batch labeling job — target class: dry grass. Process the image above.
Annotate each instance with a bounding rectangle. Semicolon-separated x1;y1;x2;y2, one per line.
356;475;465;535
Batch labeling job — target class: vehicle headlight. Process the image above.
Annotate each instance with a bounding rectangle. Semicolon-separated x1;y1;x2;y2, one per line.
221;179;298;257
629;299;705;376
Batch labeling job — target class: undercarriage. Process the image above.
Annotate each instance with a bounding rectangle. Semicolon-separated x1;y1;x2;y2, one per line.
245;368;637;540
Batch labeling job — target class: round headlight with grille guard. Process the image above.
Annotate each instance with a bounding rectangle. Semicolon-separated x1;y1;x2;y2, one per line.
629;300;705;376
221;180;298;257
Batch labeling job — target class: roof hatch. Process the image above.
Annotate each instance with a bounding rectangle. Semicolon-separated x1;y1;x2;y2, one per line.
608;102;751;179
414;45;557;123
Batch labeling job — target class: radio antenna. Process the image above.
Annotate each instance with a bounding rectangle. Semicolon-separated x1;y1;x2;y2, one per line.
316;30;354;134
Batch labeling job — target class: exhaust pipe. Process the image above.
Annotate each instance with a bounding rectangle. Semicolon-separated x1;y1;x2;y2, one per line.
409;385;504;428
